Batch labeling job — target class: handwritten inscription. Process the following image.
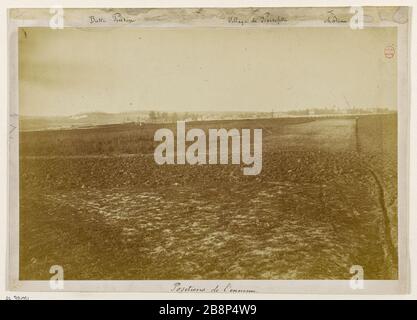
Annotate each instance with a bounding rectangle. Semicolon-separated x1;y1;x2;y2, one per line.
5;295;30;300
324;10;348;24
89;16;105;24
88;11;354;26
89;13;135;24
228;14;287;26
112;13;135;23
171;282;256;294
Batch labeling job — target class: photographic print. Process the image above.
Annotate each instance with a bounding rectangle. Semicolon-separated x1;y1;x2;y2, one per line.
7;6;410;293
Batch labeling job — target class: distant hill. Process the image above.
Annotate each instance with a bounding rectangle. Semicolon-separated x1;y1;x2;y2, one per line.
19;111;151;131
19;108;396;131
19;110;272;131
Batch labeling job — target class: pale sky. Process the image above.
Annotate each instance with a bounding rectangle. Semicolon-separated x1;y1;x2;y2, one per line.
19;27;397;116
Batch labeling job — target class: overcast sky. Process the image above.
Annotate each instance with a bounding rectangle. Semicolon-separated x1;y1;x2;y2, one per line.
19;27;397;116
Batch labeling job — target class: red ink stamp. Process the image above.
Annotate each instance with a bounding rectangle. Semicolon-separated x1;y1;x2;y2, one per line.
384;45;395;59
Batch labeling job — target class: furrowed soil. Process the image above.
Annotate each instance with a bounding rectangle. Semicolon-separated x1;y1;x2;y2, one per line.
19;114;398;280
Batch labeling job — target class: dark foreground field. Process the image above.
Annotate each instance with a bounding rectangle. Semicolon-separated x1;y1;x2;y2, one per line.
19;114;398;280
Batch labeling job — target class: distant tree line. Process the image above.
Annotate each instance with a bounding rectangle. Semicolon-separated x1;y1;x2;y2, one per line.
146;107;395;123
286;107;393;116
148;111;200;123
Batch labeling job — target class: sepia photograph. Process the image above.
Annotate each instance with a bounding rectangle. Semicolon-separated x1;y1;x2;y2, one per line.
5;6;412;295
